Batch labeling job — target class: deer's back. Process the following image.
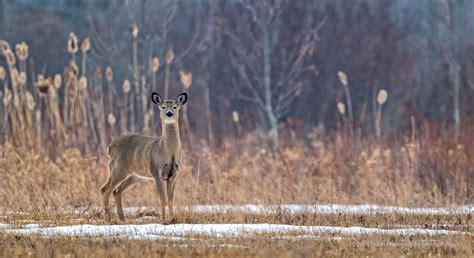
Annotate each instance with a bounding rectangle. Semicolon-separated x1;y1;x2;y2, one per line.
107;134;159;173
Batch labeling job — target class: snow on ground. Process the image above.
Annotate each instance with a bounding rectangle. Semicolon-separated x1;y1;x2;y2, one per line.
2;204;471;240
3;223;469;239
119;204;474;216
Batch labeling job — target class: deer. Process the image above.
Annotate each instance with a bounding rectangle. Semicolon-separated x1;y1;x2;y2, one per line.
100;92;187;222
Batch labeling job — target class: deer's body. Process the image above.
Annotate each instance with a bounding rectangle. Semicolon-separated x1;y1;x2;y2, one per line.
101;93;187;222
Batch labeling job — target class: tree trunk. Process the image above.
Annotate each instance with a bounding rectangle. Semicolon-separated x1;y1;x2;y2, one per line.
263;29;279;150
450;63;461;139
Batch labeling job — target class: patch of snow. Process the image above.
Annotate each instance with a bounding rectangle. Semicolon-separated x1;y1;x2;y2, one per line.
22;223;41;229
180;204;474;215
3;223;469;238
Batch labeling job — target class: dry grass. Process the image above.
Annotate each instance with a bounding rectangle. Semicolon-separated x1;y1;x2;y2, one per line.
0;127;471;212
0;233;471;257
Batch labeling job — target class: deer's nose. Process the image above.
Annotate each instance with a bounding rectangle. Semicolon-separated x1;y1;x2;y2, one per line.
166;111;173;117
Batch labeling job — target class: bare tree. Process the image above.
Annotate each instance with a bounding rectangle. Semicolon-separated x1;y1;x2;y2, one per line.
442;0;467;140
223;0;325;149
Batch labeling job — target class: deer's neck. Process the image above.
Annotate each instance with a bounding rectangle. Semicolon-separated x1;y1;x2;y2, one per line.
162;123;180;152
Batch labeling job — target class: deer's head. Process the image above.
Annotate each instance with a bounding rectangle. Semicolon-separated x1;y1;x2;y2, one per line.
151;92;187;125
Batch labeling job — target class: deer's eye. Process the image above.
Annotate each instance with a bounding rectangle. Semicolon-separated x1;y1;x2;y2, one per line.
161;106;166;109
173;106;177;109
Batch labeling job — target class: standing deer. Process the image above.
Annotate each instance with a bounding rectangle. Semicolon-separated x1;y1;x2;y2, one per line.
101;92;187;222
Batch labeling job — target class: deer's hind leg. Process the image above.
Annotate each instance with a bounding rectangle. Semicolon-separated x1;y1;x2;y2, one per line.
113;174;154;221
101;161;128;222
100;177;113;222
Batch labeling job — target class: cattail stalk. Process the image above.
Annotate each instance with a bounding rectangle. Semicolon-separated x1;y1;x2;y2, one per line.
78;76;90;152
164;48;174;99
132;24;139;133
121;80;131;134
375;89;388;139
35;110;41;154
232;111;241;136
106;67;114;113
81;38;90;76
95;66;106;150
1;79;10;144
337;102;348;134
141;75;147;134
150;57;159;133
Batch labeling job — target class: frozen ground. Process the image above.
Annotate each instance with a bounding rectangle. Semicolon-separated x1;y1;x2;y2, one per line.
2;223;469;239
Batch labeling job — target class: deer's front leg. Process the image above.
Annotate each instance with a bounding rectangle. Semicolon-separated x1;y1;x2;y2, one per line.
167;176;176;218
152;166;167;221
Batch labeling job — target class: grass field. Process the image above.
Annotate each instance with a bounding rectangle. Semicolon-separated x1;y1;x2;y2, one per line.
0;205;472;257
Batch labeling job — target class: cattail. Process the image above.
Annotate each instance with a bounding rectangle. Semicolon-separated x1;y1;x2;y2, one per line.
131;23;139;39
0;66;5;80
377;89;388;105
26;91;35;111
0;40;10;53
19;72;26;85
337;102;345;115
375;89;388;139
15;42;29;61
232;111;239;123
337;71;348;86
68;32;78;54
166;48;174;64
54;74;62;89
5;49;15;67
152;57;160;72
107;113;116;125
78;76;88;91
122;79;131;93
81;37;90;53
35;77;50;95
3;88;12;105
179;71;192;89
105;66;113;82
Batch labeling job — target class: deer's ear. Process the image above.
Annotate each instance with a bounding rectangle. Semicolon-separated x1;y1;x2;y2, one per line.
177;93;187;106
151;92;163;105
